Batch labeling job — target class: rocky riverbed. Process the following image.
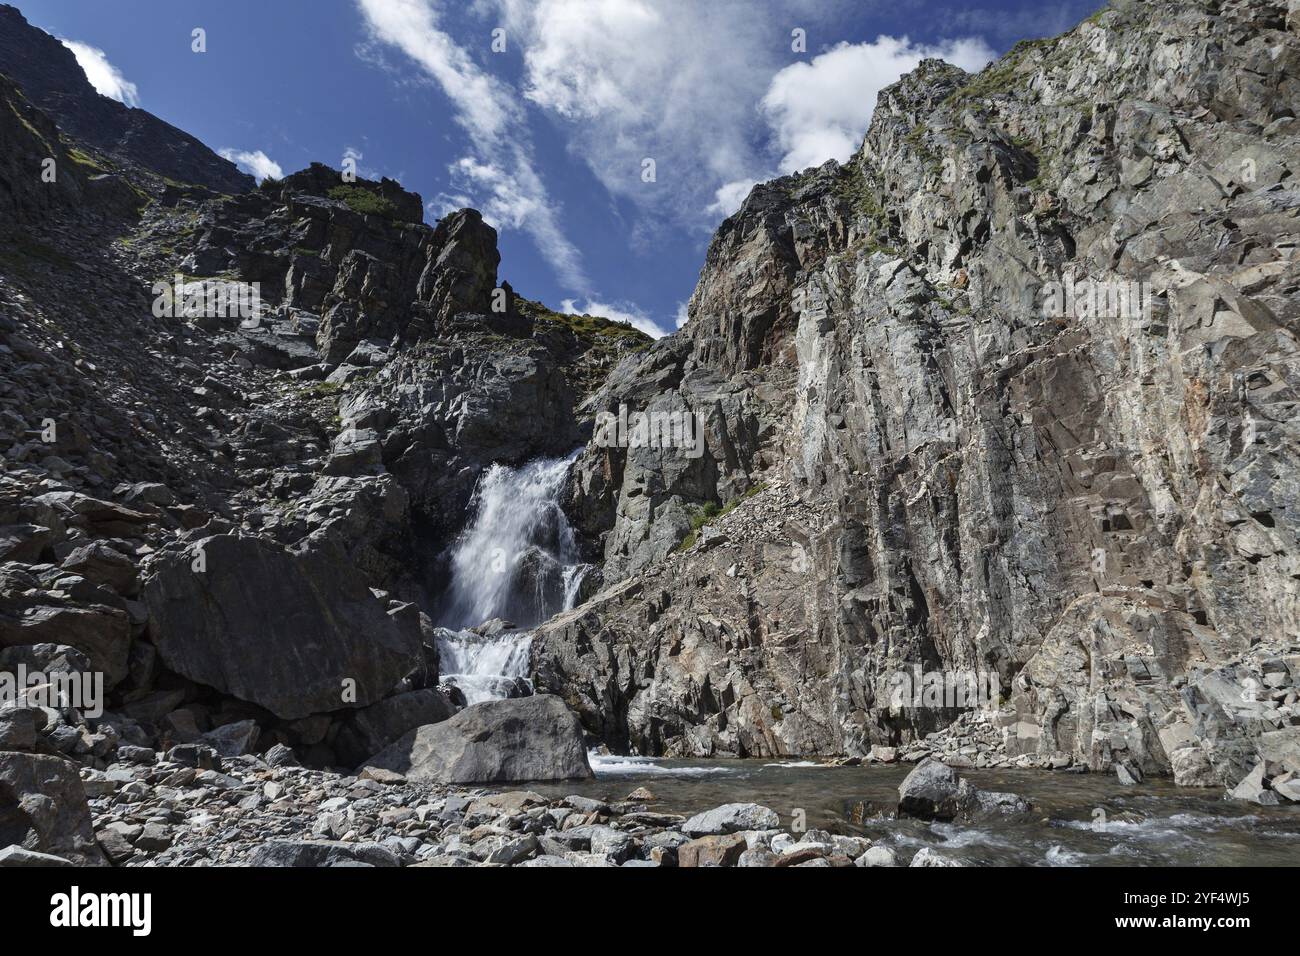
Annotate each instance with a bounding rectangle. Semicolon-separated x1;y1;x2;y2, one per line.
3;0;1300;870
9;738;1298;868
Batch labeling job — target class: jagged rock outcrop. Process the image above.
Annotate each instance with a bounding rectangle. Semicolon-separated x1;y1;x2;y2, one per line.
537;0;1300;795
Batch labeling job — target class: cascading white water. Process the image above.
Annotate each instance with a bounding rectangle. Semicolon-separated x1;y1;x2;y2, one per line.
435;452;590;703
433;630;534;705
440;453;586;629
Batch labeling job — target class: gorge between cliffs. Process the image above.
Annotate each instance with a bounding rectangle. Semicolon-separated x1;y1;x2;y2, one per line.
0;0;1298;871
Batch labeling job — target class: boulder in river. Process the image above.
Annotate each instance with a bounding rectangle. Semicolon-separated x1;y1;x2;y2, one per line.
897;757;1032;822
359;694;592;784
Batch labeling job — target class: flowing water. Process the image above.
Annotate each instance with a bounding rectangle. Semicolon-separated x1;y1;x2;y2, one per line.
527;756;1300;867
435;453;589;703
432;459;1300;864
433;630;534;705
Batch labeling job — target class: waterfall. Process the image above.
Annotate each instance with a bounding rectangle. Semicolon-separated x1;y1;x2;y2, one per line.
435;452;590;704
433;630;534;705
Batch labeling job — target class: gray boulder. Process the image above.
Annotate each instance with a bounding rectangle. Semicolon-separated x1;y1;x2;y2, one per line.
897;758;965;820
855;845;899;867
245;840;401;867
197;720;260;758
682;802;781;836
143;535;421;719
359;694;592;784
334;687;458;767
0;845;75;866
1228;762;1279;806
0;752;105;865
897;758;1032;821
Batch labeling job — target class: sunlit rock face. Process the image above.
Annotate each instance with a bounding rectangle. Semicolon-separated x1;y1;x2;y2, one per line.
538;0;1300;786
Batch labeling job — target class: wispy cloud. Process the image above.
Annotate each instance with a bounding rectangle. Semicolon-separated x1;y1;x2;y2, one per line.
479;1;994;227
61;40;140;107
486;0;778;231
355;0;590;294
218;148;283;182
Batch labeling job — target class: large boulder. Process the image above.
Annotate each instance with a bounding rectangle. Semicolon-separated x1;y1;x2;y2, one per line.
682;803;781;836
0;752;105;865
333;687;458;767
245;840;401;868
360;694;592;784
142;535;421;719
897;758;1033;822
897;758;966;820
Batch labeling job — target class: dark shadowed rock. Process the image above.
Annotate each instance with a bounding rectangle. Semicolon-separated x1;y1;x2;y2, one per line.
0;751;105;865
360;694;591;784
245;839;400;868
0;706;38;752
142;535;421;719
333;687;458;767
897;758;965;820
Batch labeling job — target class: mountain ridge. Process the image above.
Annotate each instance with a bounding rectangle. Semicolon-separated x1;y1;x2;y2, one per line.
0;0;1298;870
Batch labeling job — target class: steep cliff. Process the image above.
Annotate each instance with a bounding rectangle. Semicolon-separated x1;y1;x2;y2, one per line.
0;11;647;768
535;0;1300;794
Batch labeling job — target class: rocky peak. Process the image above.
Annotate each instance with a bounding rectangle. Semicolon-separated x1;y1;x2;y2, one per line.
0;3;252;194
266;162;426;225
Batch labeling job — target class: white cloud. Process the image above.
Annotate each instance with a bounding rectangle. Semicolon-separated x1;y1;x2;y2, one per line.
562;297;665;339
481;3;994;228
675;301;690;329
488;0;778;227
61;40;139;108
707;178;763;218
355;0;590;293
761;36;995;174
358;1;996;292
218;148;284;182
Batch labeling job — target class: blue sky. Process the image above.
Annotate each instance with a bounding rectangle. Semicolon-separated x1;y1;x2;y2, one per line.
19;0;1102;335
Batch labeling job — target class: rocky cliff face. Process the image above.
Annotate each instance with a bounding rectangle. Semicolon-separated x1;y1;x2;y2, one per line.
535;0;1300;795
0;7;648;775
1;0;1297;815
